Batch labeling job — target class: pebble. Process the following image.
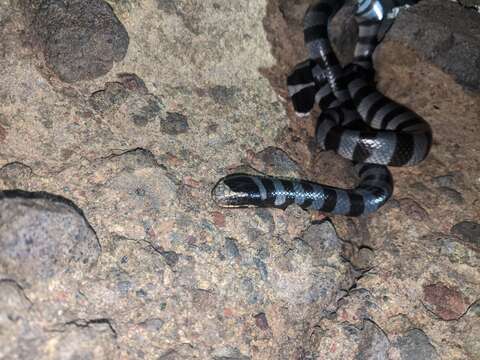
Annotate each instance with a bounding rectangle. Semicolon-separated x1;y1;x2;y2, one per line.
254;312;270;330
161;112;190;135
436;186;464;204
118;73;148;94
224;238;240;259
161;251;179;267
140;318;165;332
129;95;163;127
451;221;480;246
423;283;470;320
89;82;129;112
208;85;239;105
0;162;32;187
432;173;462;188
398;198;429;221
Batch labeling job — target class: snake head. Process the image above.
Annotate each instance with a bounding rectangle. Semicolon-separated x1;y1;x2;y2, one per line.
212;174;262;208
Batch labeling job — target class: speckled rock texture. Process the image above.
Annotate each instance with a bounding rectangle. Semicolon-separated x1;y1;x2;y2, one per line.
27;0;129;82
0;191;100;282
0;0;479;359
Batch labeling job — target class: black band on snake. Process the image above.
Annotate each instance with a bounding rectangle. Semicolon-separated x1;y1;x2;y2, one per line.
212;0;432;216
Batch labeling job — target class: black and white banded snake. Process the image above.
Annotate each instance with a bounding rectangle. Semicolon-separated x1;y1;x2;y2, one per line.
212;0;432;216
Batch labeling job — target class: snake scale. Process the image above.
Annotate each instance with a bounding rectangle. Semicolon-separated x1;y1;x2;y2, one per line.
212;0;432;216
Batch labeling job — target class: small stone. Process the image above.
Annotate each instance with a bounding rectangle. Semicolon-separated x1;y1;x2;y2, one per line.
396;329;438;360
128;95;163;127
140;318;164;332
451;221;480;246
117;73;148;94
254;312;269;330
435;234;475;265
33;0;129;82
135;289;147;298
155;0;177;14
89;82;129;112
437;186;464;204
398;198;429;221
208;85;239;105
224;238;240;259
256;246;269;260
432;173;462;188
161;251;179;267
0;162;32;188
423;283;470;320
161;112;190;135
183;176;201;188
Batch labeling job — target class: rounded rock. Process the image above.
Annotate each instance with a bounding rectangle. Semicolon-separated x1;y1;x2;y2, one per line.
33;0;129;82
0;191;101;282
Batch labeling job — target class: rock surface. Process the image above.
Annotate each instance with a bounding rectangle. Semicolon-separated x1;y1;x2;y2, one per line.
30;0;129;82
0;0;479;359
0;191;100;282
387;0;480;92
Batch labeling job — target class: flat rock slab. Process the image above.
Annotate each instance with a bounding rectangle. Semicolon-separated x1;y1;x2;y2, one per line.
0;191;100;282
32;0;129;82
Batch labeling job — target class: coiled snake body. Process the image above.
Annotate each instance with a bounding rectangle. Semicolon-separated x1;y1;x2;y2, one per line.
212;0;432;216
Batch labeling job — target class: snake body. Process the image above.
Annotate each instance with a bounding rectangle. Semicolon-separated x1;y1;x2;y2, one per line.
212;0;432;216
